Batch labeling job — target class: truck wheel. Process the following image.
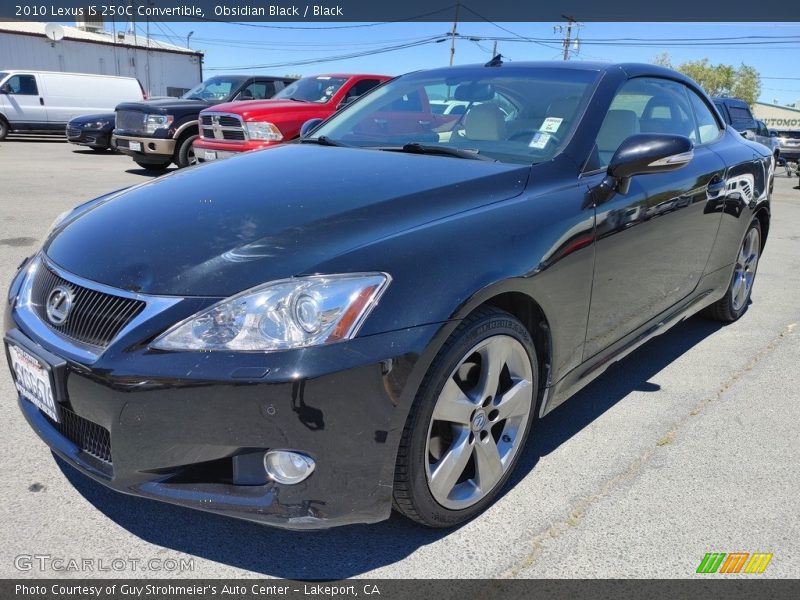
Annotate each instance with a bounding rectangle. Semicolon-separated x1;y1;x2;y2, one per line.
0;118;9;141
134;160;171;172
175;134;199;168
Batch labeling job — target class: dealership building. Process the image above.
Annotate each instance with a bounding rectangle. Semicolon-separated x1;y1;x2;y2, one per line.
0;20;203;97
752;101;800;131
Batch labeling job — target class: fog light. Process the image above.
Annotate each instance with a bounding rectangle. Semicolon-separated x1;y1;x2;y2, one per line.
264;450;315;484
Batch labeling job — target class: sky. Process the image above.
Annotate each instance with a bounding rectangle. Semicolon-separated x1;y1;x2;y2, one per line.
127;20;800;105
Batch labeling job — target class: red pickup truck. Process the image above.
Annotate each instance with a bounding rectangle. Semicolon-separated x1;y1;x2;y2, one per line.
194;73;390;161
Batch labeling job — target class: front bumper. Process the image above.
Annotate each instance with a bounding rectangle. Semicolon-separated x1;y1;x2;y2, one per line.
113;134;176;163
5;264;446;529
193;137;277;162
66;128;112;149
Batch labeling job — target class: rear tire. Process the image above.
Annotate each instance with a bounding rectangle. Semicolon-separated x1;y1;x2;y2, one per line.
0;118;9;141
175;134;199;168
702;217;761;323
393;306;538;527
134;160;171;172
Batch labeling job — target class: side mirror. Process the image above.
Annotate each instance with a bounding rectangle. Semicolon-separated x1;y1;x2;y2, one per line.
337;96;357;110
299;118;324;139
0;83;9;94
595;134;693;201
741;129;756;140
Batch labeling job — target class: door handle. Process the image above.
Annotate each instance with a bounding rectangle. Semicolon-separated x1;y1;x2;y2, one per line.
706;178;726;199
39;97;44;105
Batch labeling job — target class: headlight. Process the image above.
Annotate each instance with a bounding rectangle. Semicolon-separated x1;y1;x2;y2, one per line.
245;121;283;141
144;114;174;134
44;209;72;239
152;273;390;352
83;120;110;129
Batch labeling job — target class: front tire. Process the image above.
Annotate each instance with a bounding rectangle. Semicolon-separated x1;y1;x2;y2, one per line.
175;134;199;168
703;217;761;322
393;307;538;527
0;117;9;141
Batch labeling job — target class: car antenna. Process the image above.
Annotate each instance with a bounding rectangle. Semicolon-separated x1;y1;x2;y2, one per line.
485;54;504;67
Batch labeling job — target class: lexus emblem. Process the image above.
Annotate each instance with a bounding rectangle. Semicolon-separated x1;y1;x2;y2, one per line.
46;285;74;325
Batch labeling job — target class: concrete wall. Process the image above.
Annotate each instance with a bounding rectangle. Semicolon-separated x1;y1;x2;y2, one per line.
0;32;202;97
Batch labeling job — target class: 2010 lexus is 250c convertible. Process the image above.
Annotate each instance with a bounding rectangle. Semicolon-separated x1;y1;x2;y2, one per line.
5;61;771;529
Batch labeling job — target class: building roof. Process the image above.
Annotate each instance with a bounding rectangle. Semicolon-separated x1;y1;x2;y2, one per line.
753;101;800;114
0;20;199;55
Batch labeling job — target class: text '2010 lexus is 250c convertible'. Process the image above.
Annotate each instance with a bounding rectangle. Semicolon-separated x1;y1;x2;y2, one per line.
5;61;772;529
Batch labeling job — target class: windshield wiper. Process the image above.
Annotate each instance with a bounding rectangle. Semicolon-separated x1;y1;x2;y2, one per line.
286;97;310;102
395;143;496;162
300;135;350;147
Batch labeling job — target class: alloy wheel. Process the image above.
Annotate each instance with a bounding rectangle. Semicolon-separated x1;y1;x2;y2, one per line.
731;227;760;311
425;335;533;510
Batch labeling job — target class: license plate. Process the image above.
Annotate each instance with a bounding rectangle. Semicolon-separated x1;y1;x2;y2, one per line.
204;150;217;161
7;343;59;422
129;141;142;152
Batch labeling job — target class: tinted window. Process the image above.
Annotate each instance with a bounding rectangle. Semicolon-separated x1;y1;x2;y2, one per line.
728;105;755;129
596;77;695;167
345;79;383;101
5;74;38;95
686;88;722;144
182;77;246;103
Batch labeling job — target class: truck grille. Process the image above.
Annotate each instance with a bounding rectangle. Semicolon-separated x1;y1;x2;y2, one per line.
31;263;145;349
46;406;113;469
200;113;246;142
115;109;145;133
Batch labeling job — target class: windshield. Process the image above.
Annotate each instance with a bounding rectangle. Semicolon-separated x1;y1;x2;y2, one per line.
309;67;598;164
273;76;349;103
181;77;244;103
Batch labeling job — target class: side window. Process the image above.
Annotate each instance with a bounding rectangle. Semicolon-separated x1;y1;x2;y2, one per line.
5;74;38;95
686;89;722;144
595;77;695;168
728;105;754;130
239;81;275;100
345;79;383;101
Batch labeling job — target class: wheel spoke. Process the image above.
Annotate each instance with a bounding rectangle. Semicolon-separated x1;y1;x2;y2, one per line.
433;378;476;425
734;275;747;308
494;379;533;422
474;437;504;492
429;429;472;500
476;341;508;401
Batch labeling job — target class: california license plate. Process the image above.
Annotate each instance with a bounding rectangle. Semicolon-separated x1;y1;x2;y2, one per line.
7;342;59;422
129;141;142;152
204;150;217;161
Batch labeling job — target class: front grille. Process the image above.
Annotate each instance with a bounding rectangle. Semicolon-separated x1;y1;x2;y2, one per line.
46;406;112;467
115;109;145;133
66;127;81;138
200;113;246;142
31;264;145;348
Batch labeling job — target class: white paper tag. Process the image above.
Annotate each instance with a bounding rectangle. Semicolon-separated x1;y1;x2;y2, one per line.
529;132;551;149
540;117;563;133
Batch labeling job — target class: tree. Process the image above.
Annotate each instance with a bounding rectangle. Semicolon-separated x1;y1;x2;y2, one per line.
652;54;762;105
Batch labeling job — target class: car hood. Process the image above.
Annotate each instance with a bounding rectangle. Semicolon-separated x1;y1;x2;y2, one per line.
69;113;116;125
116;98;210;113
205;99;331;120
45;144;530;297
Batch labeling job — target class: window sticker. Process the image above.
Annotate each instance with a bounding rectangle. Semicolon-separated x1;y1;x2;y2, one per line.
529;132;551;149
541;117;563;133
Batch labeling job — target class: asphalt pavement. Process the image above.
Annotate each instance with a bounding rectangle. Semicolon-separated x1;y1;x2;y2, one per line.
0;137;797;579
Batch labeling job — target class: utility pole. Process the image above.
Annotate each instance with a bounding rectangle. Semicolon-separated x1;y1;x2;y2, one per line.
492;40;498;56
555;15;581;61
187;31;194;49
449;3;460;66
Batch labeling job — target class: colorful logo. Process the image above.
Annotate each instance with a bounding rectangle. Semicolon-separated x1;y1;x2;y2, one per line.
696;552;773;574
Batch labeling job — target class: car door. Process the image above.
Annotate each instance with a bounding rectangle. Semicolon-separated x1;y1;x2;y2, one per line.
0;73;47;125
582;77;727;358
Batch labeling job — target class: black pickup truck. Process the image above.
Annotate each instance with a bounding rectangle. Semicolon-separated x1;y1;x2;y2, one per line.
113;75;295;171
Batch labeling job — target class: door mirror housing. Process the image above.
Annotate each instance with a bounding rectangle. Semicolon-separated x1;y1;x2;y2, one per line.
741;129;756;141
0;83;9;94
593;134;694;202
337;96;357;110
299;118;324;139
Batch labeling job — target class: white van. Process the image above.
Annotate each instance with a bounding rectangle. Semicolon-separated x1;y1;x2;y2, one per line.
0;70;144;140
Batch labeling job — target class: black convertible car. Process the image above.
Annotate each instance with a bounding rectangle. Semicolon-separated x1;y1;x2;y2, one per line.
5;61;771;529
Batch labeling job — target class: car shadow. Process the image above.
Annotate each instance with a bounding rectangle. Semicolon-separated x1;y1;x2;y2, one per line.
125;167;176;177
71;149;118;155
55;315;724;579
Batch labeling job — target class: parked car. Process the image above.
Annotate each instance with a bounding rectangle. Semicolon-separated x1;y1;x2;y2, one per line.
712;97;758;134
0;70;144;141
66;113;116;151
193;74;390;162
112;75;295;170
774;129;800;173
5;62;772;530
